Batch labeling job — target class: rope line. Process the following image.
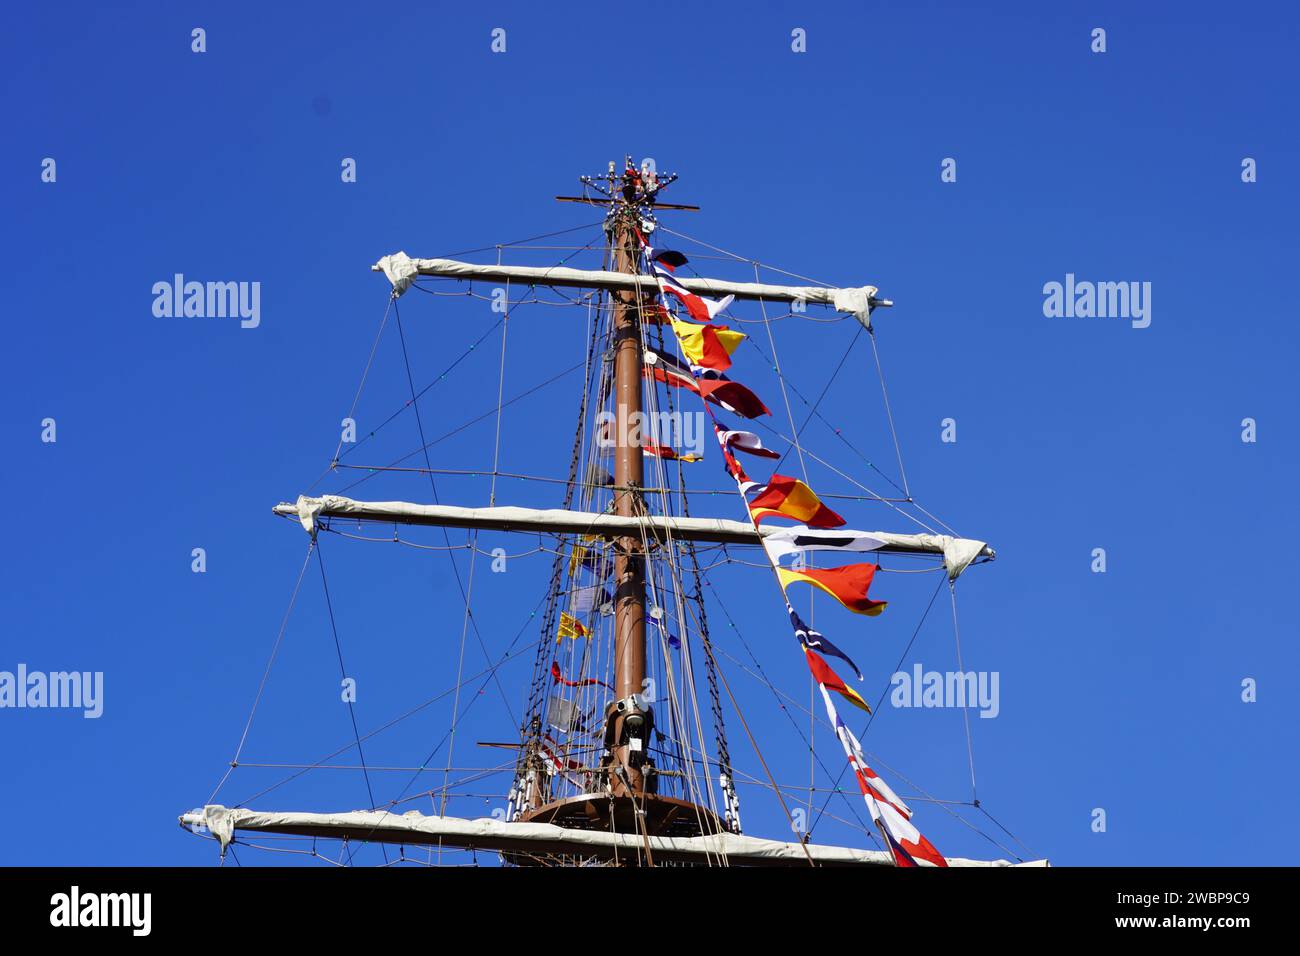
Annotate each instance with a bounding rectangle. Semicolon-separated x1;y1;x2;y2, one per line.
206;540;316;805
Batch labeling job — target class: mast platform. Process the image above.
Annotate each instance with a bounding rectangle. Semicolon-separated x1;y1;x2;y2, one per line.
514;793;725;866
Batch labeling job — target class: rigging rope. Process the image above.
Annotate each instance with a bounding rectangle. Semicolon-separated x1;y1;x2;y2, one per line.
333;359;586;498
868;326;913;501
207;539;316;805
319;295;393;489
949;581;979;802
231;629;545;807
772;323;863;476
512;277;605;822
318;542;390;864
316;542;383;815
334;317;504;467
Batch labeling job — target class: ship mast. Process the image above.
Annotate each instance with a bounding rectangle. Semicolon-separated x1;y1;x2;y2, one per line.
499;159;738;855
607;167;649;798
178;159;1032;867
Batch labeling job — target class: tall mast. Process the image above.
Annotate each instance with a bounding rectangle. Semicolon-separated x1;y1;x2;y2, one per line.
607;161;648;797
176;160;1028;867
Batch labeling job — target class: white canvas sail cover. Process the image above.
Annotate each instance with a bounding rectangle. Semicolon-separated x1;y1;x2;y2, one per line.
277;495;992;579
181;805;1044;867
373;252;884;326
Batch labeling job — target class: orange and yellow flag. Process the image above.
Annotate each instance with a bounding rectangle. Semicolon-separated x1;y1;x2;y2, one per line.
748;475;845;528
776;563;887;616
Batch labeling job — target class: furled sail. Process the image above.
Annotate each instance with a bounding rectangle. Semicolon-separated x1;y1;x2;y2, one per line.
275;494;993;579
180;805;1045;868
372;253;888;327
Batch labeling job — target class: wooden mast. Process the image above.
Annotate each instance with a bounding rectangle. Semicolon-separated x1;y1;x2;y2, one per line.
608;163;648;797
517;160;727;853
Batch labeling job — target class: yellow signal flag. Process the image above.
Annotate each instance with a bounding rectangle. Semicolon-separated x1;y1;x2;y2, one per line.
669;318;746;372
556;612;590;644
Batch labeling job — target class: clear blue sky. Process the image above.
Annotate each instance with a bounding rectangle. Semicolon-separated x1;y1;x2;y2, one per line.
2;0;1296;866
